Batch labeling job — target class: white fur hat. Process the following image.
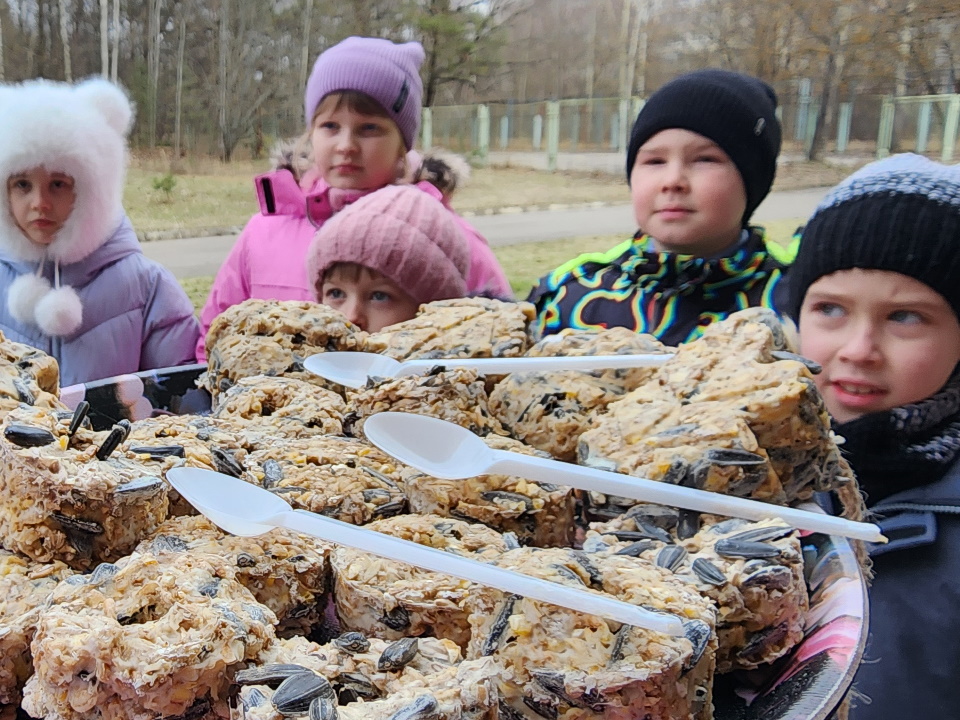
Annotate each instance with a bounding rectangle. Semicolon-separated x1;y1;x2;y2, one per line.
0;77;133;336
0;77;134;264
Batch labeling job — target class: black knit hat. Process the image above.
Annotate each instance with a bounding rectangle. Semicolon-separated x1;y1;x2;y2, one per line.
626;68;781;226
787;153;960;320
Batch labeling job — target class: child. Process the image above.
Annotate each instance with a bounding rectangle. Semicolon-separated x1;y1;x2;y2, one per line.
305;184;469;332
789;154;960;719
197;36;510;359
0;78;200;386
529;69;791;346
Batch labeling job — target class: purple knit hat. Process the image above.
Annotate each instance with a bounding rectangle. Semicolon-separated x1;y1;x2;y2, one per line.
306;185;469;305
304;36;425;149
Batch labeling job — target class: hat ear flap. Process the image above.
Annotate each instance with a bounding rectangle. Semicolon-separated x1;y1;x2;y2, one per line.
74;78;135;137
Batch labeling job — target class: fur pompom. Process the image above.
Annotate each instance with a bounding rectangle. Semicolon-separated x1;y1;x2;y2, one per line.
35;285;83;337
74;78;135;137
7;274;51;325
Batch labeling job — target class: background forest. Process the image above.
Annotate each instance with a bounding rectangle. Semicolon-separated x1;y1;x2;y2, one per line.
1;0;957;161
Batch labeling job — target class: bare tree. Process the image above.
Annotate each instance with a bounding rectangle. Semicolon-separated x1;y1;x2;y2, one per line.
174;11;186;161
110;0;119;82
59;0;72;80
299;0;314;91
99;0;109;76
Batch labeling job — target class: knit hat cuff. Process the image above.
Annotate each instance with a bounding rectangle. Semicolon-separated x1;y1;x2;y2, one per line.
787;189;960;319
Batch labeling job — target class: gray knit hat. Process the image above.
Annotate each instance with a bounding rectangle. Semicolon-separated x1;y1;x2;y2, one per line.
787;153;960;320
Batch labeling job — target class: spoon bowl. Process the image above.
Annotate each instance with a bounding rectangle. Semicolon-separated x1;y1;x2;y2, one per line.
167;466;287;536
362;412;886;543
166;466;683;633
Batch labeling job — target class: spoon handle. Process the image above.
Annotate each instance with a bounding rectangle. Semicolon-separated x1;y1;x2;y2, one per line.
396;353;674;377
275;508;683;635
487;451;885;543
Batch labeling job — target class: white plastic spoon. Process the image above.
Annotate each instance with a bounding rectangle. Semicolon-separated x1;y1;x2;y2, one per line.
303;351;673;389
362;412;886;543
166;466;684;635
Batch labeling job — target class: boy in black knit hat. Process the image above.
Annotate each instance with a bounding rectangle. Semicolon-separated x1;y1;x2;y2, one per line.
529;68;791;345
790;153;960;719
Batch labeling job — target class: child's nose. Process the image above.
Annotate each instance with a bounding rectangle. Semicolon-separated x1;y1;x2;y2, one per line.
335;129;359;153
660;160;688;190
837;325;881;364
341;298;367;330
32;187;53;211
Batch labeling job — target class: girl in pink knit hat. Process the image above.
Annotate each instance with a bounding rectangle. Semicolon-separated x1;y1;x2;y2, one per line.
306;185;469;332
196;36;510;360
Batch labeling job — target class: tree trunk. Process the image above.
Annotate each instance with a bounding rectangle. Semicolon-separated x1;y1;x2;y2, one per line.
0;12;5;81
147;0;162;148
99;0;108;77
625;1;641;97
110;0;119;82
59;0;71;81
807;5;850;161
299;0;314;95
174;13;185;163
618;0;632;100
218;0;229;161
585;3;596;100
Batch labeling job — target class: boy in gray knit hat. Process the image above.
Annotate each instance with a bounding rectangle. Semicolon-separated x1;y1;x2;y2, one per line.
790;153;960;719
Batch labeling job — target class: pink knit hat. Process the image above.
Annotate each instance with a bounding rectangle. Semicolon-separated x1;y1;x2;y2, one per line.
304;36;425;149
306;185;469;305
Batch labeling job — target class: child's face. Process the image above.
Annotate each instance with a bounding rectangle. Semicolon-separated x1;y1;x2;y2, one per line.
311;103;406;192
319;266;420;333
630;129;746;255
7;168;76;246
799;269;960;423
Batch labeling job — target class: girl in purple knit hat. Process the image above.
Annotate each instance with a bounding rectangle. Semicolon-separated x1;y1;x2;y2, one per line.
196;36;510;359
306;184;469;332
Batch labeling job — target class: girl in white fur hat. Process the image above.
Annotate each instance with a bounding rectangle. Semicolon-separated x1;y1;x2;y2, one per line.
0;77;199;386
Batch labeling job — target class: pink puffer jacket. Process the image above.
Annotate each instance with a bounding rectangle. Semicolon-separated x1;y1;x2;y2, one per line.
196;170;511;361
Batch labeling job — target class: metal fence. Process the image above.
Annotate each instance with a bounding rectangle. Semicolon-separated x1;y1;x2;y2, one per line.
424;93;960;170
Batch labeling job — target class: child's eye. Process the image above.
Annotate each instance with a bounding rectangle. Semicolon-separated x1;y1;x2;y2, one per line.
695;154;722;163
370;290;392;303
10;179;30;191
889;309;923;325
639;156;665;165
323;287;346;301
359;122;385;135
317;120;338;131
812;301;845;318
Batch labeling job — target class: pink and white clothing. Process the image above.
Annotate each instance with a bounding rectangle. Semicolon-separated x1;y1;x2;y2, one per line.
196;168;511;361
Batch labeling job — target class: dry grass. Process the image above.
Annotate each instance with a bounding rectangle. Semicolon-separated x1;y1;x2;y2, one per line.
125;154;845;233
179;218;802;312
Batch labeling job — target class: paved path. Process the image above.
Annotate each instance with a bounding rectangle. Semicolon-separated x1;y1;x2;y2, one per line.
143;186;830;280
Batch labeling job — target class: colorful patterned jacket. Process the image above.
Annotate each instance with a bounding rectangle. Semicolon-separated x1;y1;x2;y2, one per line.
528;228;795;346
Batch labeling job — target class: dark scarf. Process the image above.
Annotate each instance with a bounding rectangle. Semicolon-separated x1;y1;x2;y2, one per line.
835;373;960;505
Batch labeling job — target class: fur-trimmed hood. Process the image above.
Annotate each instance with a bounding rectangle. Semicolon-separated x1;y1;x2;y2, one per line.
0;77;134;264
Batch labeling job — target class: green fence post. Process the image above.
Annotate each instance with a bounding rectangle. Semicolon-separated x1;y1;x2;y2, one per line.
421;107;433;151
877;97;895;159
547;101;560;171
915;100;931;154
617;98;630;153
476;104;490;164
570;108;580;151
942;95;960;163
836;102;852;154
804;101;820;156
532;113;543;151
